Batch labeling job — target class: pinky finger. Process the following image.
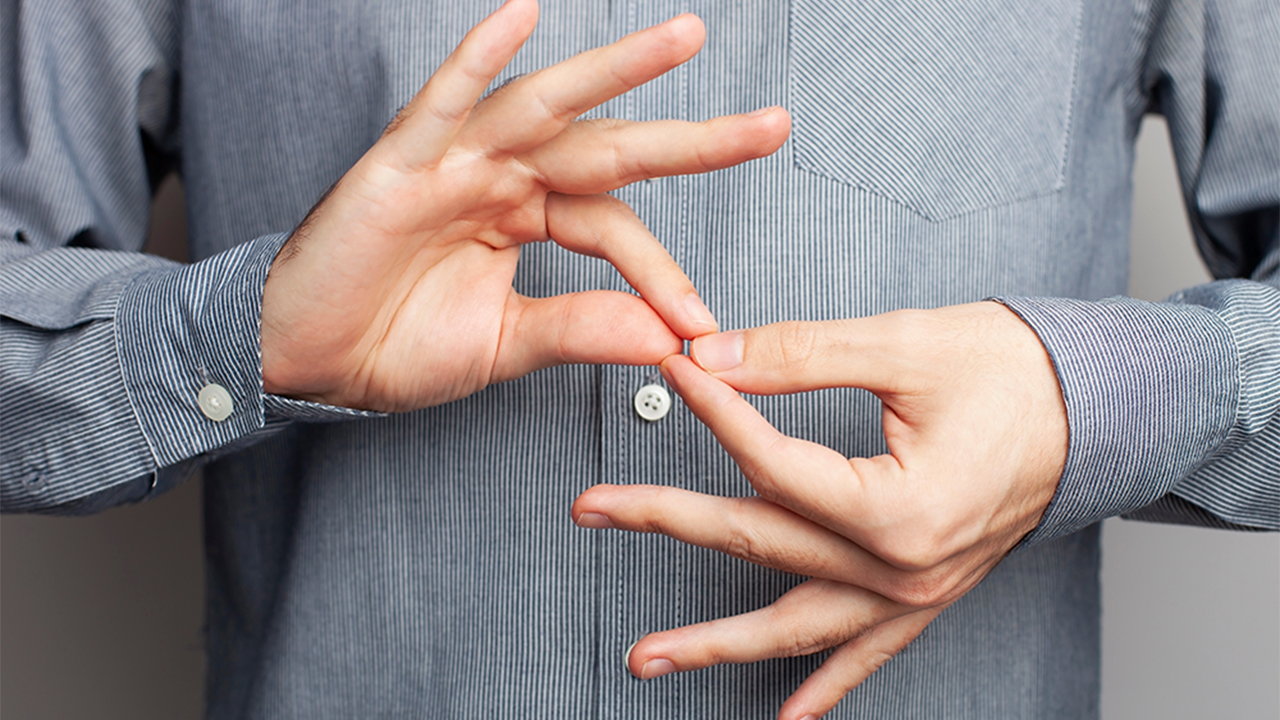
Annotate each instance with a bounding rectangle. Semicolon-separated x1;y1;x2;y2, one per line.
776;606;945;720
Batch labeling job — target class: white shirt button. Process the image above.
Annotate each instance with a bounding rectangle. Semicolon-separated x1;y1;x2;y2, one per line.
633;384;672;422
198;383;235;422
21;468;46;490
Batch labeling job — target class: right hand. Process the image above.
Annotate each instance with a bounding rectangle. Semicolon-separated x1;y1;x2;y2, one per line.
259;0;790;411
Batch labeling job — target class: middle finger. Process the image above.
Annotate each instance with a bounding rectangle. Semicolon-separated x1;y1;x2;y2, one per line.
460;13;706;154
573;484;904;594
525;110;791;193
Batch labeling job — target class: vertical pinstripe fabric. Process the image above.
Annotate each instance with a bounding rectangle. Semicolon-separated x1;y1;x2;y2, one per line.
2;0;1277;717
789;0;1083;220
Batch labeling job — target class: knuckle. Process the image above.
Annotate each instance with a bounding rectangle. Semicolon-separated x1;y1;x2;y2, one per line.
632;487;677;536
424;101;465;127
611;143;632;187
855;645;900;680
699;641;734;667
767;321;819;373
775;614;846;658
876;535;948;573
723;529;759;566
692;142;715;174
771;582;862;657
785;630;841;658
462;53;507;86
805;620;872;658
723;503;771;566
872;499;957;571
885;572;952;608
633;513;672;537
575;117;626;131
877;311;935;391
552;312;573;365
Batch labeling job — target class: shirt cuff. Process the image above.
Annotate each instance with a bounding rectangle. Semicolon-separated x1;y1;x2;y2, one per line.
263;394;386;422
993;296;1240;546
115;233;390;469
115;233;288;467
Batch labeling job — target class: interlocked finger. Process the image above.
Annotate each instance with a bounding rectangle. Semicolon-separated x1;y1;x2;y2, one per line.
573;485;908;594
625;579;907;680
659;354;904;548
776;606;945;720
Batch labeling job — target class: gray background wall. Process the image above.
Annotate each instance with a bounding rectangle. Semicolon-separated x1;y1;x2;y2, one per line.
1;118;1277;718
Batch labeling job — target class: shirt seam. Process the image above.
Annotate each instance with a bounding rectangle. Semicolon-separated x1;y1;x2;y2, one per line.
113;268;163;469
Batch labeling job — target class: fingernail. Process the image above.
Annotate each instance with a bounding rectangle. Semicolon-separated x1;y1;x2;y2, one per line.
683;294;718;332
640;658;676;680
658;360;677;389
575;512;614;529
691;331;743;372
799;715;819;720
749;105;779;117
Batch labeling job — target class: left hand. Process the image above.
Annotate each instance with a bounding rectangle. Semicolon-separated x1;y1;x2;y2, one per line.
572;301;1069;719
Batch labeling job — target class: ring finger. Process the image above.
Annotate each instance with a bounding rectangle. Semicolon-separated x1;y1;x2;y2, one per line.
624;578;907;679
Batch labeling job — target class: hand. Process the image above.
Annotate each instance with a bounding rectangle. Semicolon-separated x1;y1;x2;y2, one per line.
259;0;790;411
572;302;1068;719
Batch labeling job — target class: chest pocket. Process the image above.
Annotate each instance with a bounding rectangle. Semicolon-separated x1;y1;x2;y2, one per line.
789;0;1083;220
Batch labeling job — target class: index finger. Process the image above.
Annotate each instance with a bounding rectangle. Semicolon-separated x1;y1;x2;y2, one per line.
459;13;707;154
379;0;540;168
660;354;906;554
546;193;717;339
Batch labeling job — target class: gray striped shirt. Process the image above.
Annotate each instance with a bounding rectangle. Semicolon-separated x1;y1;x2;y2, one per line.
2;0;1277;717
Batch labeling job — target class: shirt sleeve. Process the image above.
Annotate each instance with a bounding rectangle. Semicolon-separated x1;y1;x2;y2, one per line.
999;0;1280;544
0;0;375;515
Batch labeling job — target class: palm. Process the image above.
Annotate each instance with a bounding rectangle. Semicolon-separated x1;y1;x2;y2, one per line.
321;154;539;410
258;0;790;411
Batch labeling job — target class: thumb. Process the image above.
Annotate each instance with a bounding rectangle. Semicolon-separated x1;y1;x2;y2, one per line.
689;316;916;396
490;290;682;382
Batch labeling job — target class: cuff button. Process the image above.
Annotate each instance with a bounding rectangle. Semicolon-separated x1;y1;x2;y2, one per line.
198;383;235;422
